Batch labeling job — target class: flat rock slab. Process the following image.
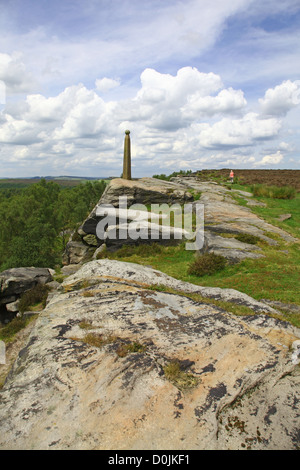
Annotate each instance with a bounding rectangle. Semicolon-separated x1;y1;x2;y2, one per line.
0;260;299;450
99;177;194;207
278;213;292;222
64;177;297;264
63;259;279;314
0;267;52;303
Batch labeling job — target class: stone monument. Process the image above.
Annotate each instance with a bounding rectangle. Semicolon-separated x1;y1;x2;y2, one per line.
123;130;131;180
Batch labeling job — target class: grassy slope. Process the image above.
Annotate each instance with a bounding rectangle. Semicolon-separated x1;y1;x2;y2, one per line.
103;183;300;327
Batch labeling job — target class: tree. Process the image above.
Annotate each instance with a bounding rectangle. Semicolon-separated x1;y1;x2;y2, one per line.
0;179;107;270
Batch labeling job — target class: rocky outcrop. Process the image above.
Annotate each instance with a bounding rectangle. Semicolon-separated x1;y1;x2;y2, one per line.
0;267;53;321
62;241;95;265
63;176;296;265
98;177;194;207
64;260;279;314
62;177;195;263
0;259;299;450
80;177;193;237
171;177;296;263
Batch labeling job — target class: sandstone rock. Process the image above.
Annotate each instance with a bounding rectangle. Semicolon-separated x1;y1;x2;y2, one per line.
0;267;52;300
99;177;193;206
62;241;95;265
82;234;98;246
61;178;194;264
79;178;193;236
104;221;189;250
65;176;296;266
64;259;278;314
278;213;292;222
260;299;300;315
5;300;20;313
71;178;195;256
200;231;263;263
0;260;299;450
205;222;278;246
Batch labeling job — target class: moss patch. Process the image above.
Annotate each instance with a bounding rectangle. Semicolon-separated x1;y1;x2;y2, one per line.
188;252;227;277
163;360;200;391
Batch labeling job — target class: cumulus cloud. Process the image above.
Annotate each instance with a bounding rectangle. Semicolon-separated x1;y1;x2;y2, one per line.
0;52;36;95
125;67;247;131
259;80;300;116
95;77;121;93
52;86;111;140
182;87;247;118
197;113;282;149
0;66;297;176
257;150;284;166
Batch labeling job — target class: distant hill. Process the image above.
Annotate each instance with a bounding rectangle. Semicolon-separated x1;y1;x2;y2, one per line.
0;176;111;189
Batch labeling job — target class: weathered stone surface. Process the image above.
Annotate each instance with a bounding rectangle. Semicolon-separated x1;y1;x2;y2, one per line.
62;241;94;265
79;177;193;236
99;177;193;207
64;259;278;314
5;300;20;313
260;299;300;315
67;178;195;258
64;176;296;265
0;260;299;450
278;213;292;222
201;231;263;263
0;267;52;299
171;177;296;261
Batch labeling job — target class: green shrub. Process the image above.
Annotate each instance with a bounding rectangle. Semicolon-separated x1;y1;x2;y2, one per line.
114;243;164;259
163;360;199;390
0;316;28;342
188;252;227;276
251;184;296;200
72;332;117;349
18;284;50;313
235;233;260;245
116;341;146;357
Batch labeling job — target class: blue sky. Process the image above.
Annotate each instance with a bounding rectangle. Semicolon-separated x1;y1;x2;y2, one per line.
0;0;299;177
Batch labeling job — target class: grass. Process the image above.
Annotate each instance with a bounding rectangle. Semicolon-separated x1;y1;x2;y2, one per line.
188;252;227;276
248;193;300;239
72;329;146;358
228;182;300;239
72;332;117;349
78;320;99;329
235;233;261;245
96;181;300;328
0;314;37;343
116;341;146;357
163;360;199;391
18;284;50;313
100;241;300;307
251;184;296;200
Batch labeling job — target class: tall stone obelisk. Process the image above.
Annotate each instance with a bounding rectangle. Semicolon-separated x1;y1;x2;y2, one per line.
123;130;131;180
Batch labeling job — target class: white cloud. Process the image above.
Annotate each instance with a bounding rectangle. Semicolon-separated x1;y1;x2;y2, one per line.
0;0;252;101
257;150;284;166
0;52;36;95
0;65;297;176
95;77;121;93
52;86;110;140
138;67;223;103
197;113;282;149
182;87;247;118
125;67;246;131
259;80;300;116
0;113;39;144
278;141;294;151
